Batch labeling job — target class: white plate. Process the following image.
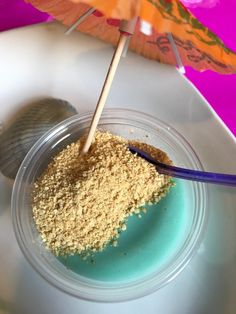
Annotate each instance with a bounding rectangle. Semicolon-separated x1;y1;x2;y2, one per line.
0;22;235;314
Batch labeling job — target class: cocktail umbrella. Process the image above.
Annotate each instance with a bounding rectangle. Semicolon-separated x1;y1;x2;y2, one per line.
26;0;236;151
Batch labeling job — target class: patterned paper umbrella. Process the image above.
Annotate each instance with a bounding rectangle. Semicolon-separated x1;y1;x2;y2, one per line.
27;0;236;74
26;0;236;151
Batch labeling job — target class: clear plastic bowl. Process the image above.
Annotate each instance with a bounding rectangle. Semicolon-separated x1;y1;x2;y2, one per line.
12;108;208;302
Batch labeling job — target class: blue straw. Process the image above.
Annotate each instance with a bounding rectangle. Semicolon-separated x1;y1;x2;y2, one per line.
128;145;236;187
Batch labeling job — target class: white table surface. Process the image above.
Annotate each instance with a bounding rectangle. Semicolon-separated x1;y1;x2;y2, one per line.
0;22;235;314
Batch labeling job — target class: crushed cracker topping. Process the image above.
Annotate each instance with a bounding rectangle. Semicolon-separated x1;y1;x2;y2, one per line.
32;131;173;255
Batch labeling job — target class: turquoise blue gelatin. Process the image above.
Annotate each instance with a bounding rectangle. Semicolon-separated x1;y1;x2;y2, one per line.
58;179;188;282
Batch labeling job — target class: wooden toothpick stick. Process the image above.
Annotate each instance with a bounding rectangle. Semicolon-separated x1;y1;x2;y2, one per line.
81;33;128;154
81;17;137;154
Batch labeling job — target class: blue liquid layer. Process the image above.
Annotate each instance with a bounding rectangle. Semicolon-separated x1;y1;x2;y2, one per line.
58;180;188;282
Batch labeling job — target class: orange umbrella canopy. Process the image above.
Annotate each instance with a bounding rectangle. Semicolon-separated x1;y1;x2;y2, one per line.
27;0;236;74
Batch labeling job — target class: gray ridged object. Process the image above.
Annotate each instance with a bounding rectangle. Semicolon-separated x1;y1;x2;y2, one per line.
0;98;77;179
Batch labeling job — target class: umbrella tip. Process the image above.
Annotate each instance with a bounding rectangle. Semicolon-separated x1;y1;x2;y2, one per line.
178;66;186;75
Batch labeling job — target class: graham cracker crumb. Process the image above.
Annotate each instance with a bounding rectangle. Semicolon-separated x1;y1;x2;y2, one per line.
112;240;118;247
32;130;173;255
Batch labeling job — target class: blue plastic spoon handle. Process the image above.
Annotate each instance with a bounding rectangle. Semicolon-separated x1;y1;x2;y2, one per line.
128;145;236;187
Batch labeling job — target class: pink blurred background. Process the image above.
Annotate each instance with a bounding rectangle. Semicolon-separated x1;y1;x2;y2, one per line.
0;0;235;136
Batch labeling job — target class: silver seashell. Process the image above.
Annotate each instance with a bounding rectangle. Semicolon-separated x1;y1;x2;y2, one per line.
0;98;77;179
